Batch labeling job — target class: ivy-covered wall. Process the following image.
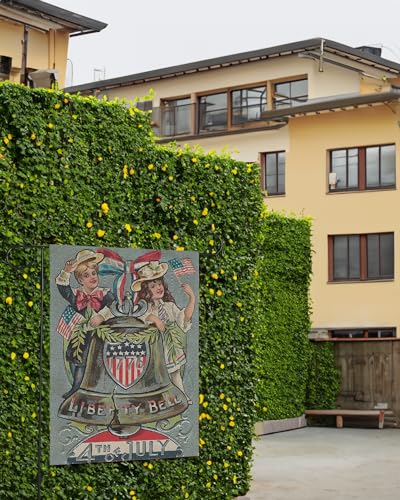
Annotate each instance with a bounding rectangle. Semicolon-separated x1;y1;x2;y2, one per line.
0;83;337;499
306;342;340;410
253;213;313;420
0;83;263;500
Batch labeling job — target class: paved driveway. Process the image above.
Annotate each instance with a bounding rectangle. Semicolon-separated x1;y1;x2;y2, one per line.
242;427;400;500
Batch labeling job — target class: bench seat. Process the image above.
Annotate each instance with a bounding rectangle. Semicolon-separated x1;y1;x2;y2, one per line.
304;409;385;429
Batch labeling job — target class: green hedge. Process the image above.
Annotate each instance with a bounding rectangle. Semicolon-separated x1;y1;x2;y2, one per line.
306;342;340;410
253;212;313;420
0;83;263;500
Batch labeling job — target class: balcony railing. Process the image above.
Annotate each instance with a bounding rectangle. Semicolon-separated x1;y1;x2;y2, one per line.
152;102;275;138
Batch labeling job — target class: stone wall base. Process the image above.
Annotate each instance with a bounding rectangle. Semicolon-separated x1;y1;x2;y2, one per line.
255;415;306;436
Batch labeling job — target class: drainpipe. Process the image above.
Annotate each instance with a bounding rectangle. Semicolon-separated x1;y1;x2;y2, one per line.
319;39;325;72
20;24;28;84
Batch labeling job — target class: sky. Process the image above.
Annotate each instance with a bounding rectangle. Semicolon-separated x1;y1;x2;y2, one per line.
50;0;400;87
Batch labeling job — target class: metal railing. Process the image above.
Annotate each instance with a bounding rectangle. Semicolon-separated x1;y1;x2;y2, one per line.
152;102;273;138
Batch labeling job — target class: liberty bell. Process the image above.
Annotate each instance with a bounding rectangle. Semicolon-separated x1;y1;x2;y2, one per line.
58;258;188;436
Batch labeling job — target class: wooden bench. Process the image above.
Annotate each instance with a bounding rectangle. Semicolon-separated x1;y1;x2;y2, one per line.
304;409;385;429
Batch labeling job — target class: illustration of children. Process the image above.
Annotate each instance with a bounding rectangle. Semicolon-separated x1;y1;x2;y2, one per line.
56;249;114;398
132;261;195;403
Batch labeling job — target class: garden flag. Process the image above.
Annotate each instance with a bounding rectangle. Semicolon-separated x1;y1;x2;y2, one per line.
50;245;199;465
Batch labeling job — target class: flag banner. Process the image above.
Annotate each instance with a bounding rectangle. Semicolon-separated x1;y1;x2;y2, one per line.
50;245;199;465
168;257;196;277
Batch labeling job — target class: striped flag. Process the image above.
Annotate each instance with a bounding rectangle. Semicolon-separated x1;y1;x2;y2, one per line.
56;305;84;340
168;258;196;277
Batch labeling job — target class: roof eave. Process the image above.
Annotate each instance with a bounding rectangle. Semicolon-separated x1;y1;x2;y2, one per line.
261;90;400;121
0;0;107;32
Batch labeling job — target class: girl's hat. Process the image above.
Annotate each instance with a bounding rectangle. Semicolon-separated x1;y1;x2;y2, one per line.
131;261;168;292
73;249;104;270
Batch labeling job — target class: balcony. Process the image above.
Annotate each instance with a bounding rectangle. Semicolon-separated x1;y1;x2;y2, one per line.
152;101;277;140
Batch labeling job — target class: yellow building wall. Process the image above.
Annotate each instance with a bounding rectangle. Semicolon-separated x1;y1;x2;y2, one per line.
265;105;400;332
0;19;69;86
101;54;363;106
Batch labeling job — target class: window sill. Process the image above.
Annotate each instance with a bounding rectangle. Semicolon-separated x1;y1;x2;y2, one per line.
327;279;394;284
312;337;400;342
327;186;396;195
262;191;286;198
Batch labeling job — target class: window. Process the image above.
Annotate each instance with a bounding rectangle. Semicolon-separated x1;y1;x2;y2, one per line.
273;78;308;108
261;151;285;195
161;98;191;136
231;86;266;124
329;328;396;339
329;144;395;191
135;100;153;112
328;233;394;281
198;93;227;132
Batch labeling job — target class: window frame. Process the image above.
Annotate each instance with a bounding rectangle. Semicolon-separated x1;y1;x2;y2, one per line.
328;232;394;282
328;328;396;340
160;95;192;137
272;75;308;109
231;85;267;125
156;74;308;138
329;143;396;192
197;91;229;133
260;150;286;195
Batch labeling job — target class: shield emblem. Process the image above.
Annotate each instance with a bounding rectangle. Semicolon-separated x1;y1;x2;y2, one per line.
104;340;149;389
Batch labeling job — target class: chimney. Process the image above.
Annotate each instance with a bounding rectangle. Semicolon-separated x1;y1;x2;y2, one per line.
356;46;382;57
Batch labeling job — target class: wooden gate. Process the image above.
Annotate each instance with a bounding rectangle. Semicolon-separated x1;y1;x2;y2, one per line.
334;340;400;423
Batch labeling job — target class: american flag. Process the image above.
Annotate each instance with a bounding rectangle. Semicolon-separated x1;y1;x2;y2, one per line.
168;258;196;277
104;341;148;389
56;305;84;340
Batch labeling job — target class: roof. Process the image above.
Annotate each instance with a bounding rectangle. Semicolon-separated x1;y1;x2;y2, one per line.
0;0;107;35
65;37;400;93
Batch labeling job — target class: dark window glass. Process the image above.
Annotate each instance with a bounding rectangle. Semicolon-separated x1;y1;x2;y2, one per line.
367;233;394;279
135;100;153;112
331;233;394;281
330;328;395;338
331;330;364;338
333;235;360;280
274;78;308;108
366;144;395;188
231;87;266;124
199;93;227;131
330;144;395;191
161;98;191;136
264;151;285;195
331;149;358;190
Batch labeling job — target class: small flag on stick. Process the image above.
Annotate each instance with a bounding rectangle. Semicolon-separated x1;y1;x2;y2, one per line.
56;305;84;340
169;258;196;277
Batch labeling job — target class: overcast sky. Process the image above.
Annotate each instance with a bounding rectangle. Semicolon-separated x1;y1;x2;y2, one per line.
51;0;400;87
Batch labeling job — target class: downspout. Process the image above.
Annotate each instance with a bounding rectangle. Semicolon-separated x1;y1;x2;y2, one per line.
319;39;325;72
20;24;28;84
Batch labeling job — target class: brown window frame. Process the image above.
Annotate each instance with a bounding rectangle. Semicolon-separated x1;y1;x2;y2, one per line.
272;76;308;109
329;328;396;339
160;96;192;137
329;144;396;192
328;232;394;282
260;151;285;195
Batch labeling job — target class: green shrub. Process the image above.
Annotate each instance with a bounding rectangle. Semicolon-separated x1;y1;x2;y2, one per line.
0;83;262;499
306;342;340;410
253;212;313;420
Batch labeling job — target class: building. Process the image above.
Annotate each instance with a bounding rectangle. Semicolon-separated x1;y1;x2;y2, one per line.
67;38;400;414
0;0;107;87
